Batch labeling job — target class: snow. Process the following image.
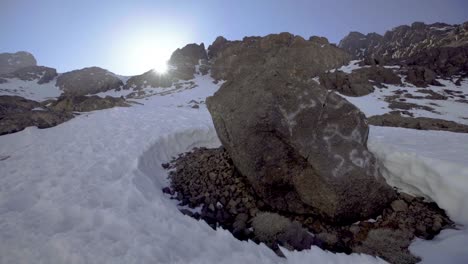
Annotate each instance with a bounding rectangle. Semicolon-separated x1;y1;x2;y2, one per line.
0;73;385;263
339;79;468;125
0;77;62;101
330;60;368;74
1;70;468;263
369;126;468;263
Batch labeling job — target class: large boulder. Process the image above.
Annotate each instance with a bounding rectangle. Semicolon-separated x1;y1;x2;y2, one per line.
206;70;396;223
56;67;123;96
1;65;58;84
210;33;350;81
0;51;37;74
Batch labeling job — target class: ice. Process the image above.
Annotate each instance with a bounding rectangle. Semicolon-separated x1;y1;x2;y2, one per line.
330;60;368;74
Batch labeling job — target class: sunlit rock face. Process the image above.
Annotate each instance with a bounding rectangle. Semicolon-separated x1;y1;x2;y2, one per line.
208;32;350;81
56;67;123;96
0;51;37;75
1;66;58;84
207;69;396;224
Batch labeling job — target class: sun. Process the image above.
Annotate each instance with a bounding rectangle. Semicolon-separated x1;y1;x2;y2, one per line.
153;59;168;74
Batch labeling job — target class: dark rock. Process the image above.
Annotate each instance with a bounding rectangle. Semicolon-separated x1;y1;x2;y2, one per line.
391;200;408;212
368;113;468;133
207;36;230;59
309;36;329;45
56;67;123;96
207;69;396;223
0;51;37;74
210;32;350;81
405;66;441;87
50;95;129;112
168;43;209;80
1;66;58;84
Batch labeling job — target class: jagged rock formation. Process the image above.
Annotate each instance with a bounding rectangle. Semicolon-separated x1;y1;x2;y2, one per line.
207;69;396;223
339;21;468;86
50;95;129;112
208;33;350;81
368;113;468;133
55;67;123;96
319;66;402;96
124;43;208;91
0;65;57;84
0;51;37;74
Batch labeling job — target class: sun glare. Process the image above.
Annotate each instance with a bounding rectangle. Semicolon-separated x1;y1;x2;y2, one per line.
153;60;168;74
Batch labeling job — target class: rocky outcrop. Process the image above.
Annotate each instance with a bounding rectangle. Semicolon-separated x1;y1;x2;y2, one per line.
124;43;208;91
206;69;396;223
1;65;58;84
319;66;402;96
339;22;468;84
209;33;350;81
56;67;123;96
50;95;129;112
0;51;37;74
0;95;72;135
368;113;468;133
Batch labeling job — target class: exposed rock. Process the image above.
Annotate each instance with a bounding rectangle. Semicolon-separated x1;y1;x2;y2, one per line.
319;66;401;96
50;95;129;112
124;70;173;91
353;228;420;264
0;51;37;74
207;36;230;59
338;32;383;60
1;66;57;84
309;36;329;45
0;95;72;135
168;43;208;79
164;147;453;261
206;69;396;223
210;33;350;81
56;67;123;96
368;113;468;133
405;66;441;87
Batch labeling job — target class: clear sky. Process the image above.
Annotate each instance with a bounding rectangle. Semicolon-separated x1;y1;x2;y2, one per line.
1;0;467;75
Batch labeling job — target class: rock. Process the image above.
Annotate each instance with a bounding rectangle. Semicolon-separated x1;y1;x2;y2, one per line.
0;51;37;74
368;113;468;133
309;36;329;45
319;66;401;96
405;66;440;87
56;67;123;96
252;212;313;251
50;95;129;112
353;228;420;264
210;32;350;81
0;95;73;135
338;32;384;60
207;36;229;59
391;200;408;212
1;65;57;84
124;69;173;91
207;69;396;223
168;43;208;80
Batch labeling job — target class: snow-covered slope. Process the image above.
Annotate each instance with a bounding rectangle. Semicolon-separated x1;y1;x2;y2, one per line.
1;73;467;263
0;77;62;101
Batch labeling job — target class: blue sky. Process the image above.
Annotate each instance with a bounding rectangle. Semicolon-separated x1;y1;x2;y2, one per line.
1;0;467;75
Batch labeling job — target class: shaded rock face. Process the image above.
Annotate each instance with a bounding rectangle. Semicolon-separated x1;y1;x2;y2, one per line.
1;66;58;84
50;95;129;112
368;113;468;133
0;95;72;135
339;21;468;84
206;70;396;223
124;43;208;91
0;51;37;74
209;33;350;81
319;66;402;96
56;67;123;96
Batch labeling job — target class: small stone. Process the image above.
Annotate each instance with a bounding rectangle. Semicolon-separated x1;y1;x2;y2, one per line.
399;192;415;203
391;200;408;212
161;163;170;169
191;104;200;109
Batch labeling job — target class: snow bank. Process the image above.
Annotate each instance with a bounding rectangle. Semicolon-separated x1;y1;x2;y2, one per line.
0;77;62;101
368;126;468;225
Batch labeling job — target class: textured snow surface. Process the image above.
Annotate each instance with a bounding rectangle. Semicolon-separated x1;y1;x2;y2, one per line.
0;74;386;264
0;77;62;101
369;126;468;263
340;79;468;125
